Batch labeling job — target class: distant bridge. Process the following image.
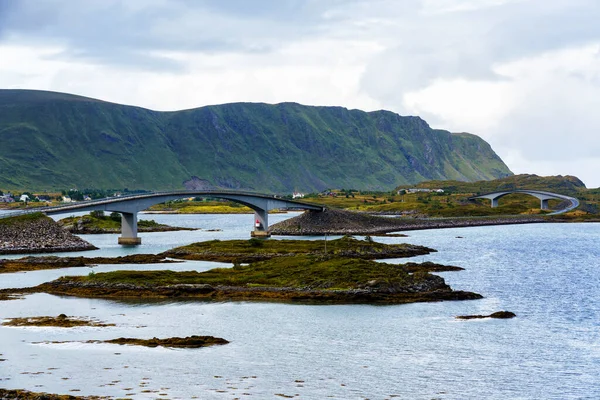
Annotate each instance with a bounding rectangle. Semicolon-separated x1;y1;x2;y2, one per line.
1;191;325;245
469;190;579;215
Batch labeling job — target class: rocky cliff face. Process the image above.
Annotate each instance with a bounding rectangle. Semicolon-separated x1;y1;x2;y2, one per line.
0;89;512;191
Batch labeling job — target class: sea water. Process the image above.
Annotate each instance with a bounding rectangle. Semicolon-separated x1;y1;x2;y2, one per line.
0;214;598;399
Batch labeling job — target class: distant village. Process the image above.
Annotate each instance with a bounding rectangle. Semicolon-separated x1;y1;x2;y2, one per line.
1;187;445;207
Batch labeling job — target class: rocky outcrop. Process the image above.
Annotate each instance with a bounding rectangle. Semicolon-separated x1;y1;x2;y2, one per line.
0;213;97;255
0;254;178;274
103;335;228;348
269;209;548;235
456;311;516;320
58;215;195;234
0;388;108;399
36;279;483;305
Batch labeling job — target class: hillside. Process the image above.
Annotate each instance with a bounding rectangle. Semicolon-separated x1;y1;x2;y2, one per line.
398;174;586;195
0;89;512;192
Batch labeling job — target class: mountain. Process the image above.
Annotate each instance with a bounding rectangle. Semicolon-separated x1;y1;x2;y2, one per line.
0;89;512;192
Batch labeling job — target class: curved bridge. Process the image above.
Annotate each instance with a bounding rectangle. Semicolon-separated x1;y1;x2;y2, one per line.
469;189;579;215
2;191;325;245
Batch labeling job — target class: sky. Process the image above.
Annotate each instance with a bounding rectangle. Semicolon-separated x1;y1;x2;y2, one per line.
1;0;600;187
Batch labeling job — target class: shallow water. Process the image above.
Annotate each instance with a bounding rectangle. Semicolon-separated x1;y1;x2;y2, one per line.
1;215;599;399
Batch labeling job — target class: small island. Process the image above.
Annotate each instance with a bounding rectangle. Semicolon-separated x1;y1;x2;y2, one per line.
456;311;516;320
101;335;229;348
2;314;114;328
162;235;436;263
0;254;178;274
0;389;108;400
58;211;196;234
35;237;480;304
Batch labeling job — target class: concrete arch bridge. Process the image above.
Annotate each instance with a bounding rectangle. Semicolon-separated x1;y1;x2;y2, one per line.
469;190;579;215
4;191;325;245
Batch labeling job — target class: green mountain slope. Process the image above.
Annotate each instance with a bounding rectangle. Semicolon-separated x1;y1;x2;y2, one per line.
400;174;586;195
0;89;512;192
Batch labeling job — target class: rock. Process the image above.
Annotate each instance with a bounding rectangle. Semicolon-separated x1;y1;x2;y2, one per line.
0;213;97;255
456;311;516;320
269;208;548;236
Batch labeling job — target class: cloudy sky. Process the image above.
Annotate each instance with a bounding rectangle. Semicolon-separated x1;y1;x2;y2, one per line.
1;0;600;187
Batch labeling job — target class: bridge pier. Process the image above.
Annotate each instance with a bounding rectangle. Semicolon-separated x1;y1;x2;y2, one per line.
38;191;324;244
118;212;141;245
251;209;270;238
491;198;499;208
541;199;549;210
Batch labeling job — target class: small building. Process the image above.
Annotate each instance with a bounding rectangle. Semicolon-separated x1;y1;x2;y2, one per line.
292;192;304;199
62;196;73;203
19;194;30;202
0;195;14;203
401;188;444;194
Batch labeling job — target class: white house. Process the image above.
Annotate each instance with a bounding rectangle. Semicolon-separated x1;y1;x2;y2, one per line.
400;188;444;194
292;192;305;199
62;196;73;203
19;194;30;202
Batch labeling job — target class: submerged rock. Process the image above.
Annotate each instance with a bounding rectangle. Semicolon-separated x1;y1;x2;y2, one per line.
456;311;516;320
103;335;229;348
0;388;108;399
2;314;115;328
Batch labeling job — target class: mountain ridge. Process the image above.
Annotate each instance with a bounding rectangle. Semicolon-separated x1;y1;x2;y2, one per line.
0;89;512;192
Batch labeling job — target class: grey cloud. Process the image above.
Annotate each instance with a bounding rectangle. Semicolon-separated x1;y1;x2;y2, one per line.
0;0;333;71
359;0;600;110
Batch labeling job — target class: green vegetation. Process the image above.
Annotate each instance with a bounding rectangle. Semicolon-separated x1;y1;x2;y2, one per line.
0;212;46;226
75;256;427;290
0;89;511;192
36;237;480;303
162;236;433;262
66;254;459;293
148;199;253;214
397;174;586;195
289;175;596;218
57;211;193;233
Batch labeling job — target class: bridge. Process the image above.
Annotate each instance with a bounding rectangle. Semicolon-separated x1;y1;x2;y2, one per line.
1;191;325;245
469;189;579;215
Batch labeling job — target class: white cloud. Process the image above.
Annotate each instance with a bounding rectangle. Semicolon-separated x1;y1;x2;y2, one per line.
400;42;600;187
2;0;600;187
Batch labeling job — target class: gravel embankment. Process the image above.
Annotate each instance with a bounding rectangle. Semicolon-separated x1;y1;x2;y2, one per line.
0;214;97;255
269;209;549;235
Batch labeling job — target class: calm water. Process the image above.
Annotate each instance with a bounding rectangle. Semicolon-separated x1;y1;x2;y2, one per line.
1;213;599;399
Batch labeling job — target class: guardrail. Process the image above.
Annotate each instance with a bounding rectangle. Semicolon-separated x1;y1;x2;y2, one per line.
0;190;323;218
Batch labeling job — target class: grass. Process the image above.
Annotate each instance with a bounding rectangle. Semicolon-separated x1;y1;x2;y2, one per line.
162;236;433;262
59;213;173;230
0;212;46;226
148;200;253;214
74;255;422;290
0;89;511;192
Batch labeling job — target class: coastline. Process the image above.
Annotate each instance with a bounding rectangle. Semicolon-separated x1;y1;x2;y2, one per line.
35;279;483;305
269;208;553;235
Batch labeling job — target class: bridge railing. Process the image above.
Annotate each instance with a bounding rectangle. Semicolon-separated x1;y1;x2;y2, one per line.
0;190;323;218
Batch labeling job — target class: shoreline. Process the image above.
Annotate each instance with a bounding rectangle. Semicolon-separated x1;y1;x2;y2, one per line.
34;280;483;305
269;209;558;236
